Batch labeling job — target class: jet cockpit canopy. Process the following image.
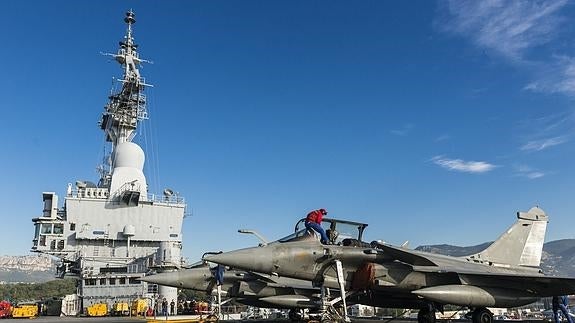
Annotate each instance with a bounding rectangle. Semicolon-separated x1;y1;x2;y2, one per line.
290;217;368;245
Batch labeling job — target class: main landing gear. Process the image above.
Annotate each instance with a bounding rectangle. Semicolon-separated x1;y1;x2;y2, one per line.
288;308;307;322
417;305;492;323
417;303;437;323
471;307;493;323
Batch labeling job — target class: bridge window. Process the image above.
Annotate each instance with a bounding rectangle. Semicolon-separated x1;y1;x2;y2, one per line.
53;224;64;234
147;284;158;293
41;224;52;234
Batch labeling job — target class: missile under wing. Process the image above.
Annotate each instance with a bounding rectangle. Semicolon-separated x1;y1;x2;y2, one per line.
205;207;575;323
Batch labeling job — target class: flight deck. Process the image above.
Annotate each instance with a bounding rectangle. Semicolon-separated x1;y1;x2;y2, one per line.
28;316;547;323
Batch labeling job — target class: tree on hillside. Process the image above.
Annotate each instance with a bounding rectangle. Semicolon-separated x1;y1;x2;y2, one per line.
0;279;76;302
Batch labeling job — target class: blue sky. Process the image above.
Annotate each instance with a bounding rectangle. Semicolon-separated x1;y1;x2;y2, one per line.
1;1;575;263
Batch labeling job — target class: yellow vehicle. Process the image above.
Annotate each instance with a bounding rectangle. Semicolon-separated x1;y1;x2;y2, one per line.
86;303;108;317
131;299;148;316
11;304;39;318
111;302;130;316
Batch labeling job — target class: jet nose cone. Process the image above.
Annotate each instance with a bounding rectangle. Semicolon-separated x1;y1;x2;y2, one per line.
204;247;274;273
140;268;211;289
140;271;183;287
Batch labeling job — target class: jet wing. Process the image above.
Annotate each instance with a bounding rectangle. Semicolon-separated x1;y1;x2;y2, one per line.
405;268;575;297
372;242;438;266
245;272;281;284
456;272;575;297
373;243;575;295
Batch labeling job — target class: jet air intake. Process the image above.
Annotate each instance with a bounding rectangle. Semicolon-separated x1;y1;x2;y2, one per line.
352;262;398;290
412;285;537;308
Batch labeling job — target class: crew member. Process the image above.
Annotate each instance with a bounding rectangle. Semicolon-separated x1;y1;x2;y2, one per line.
210;263;225;286
553;295;573;323
161;298;168;317
305;209;329;244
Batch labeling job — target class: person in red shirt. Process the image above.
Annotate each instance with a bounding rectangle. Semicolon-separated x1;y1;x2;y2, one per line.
305;208;329;244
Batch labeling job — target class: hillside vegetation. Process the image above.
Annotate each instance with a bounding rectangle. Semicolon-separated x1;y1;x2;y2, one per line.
0;279;76;302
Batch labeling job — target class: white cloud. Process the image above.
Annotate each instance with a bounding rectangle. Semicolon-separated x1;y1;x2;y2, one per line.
526;172;545;179
514;165;546;179
516;112;573;152
529;112;572;133
520;136;568;151
437;0;575;97
432;156;497;174
437;0;567;61
524;56;575;97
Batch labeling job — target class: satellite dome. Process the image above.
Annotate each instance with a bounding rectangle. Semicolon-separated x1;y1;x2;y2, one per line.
123;225;136;236
114;142;145;170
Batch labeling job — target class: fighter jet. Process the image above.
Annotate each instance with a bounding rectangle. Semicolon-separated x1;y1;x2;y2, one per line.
140;259;328;319
205;207;575;323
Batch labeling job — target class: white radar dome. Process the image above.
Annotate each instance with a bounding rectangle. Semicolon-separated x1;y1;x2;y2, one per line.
123;225;136;236
109;141;148;200
114;142;145;170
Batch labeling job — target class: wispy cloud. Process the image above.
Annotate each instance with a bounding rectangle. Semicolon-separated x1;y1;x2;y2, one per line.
515;112;572;152
514;165;546;179
520;136;568;151
437;0;567;61
431;156;497;174
390;124;414;136
436;0;575;97
521;112;573;134
524;56;575;97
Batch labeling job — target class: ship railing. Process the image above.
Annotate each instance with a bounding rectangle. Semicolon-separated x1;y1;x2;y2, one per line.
73;187;110;199
70;185;183;204
147;193;185;205
114;181;141;196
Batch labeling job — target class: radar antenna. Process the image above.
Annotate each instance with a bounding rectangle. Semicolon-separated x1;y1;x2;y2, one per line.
98;10;152;187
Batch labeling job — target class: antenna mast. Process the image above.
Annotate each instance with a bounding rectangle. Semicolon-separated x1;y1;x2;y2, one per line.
98;10;151;187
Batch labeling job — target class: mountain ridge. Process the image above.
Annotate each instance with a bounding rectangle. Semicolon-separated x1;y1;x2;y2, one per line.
0;254;57;283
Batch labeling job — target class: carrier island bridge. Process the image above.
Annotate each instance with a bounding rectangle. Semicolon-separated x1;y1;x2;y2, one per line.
30;11;186;316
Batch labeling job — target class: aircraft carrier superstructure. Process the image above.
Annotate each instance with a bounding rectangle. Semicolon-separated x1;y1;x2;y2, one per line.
31;11;186;314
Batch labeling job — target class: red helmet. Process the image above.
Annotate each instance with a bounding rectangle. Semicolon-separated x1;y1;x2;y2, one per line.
319;209;327;215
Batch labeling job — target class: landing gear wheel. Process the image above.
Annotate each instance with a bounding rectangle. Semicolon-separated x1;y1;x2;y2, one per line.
417;306;436;323
472;308;493;323
288;309;302;321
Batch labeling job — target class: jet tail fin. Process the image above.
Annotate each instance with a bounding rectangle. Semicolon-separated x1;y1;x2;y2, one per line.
467;207;548;267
